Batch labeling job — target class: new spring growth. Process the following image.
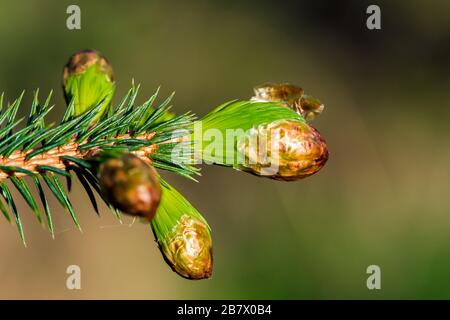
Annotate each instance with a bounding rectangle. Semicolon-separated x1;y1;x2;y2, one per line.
63;49;115;120
242;83;328;180
98;153;161;221
0;46;328;279
196;89;328;180
152;181;213;280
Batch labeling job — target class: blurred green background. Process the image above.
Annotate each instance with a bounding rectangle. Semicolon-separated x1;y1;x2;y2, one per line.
0;0;449;299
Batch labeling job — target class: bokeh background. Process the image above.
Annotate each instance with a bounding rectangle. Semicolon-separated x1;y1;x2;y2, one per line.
0;0;449;299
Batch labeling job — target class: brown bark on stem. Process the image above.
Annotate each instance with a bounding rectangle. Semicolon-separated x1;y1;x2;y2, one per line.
0;132;157;180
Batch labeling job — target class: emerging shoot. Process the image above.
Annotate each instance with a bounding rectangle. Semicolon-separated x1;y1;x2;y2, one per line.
152;181;213;280
63;49;115;119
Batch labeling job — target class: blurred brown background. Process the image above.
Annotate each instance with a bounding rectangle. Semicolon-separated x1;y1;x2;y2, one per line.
0;0;449;299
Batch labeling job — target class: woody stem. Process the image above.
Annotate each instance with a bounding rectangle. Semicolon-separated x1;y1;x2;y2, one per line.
0;132;157;180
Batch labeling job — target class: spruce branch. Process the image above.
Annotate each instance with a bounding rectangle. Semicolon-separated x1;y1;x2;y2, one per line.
0;49;329;282
0;84;197;244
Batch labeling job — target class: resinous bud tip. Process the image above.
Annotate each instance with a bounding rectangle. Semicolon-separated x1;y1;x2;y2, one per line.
237;119;328;181
252;82;303;106
252;83;324;121
298;95;324;121
98;153;161;221
159;215;213;280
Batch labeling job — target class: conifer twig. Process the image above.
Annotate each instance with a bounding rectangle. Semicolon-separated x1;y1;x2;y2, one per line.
0;132;157;180
0;84;197;244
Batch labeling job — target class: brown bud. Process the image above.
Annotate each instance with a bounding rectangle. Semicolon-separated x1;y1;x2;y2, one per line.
159;215;213;280
253;83;303;106
297;94;324;121
252;83;324;121
237;119;328;181
98;154;161;221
